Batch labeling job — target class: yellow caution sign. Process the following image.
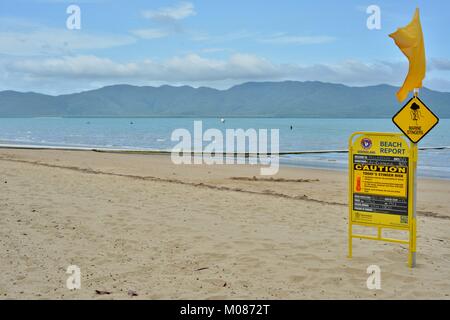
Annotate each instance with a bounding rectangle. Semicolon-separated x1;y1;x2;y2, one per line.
348;132;417;268
392;96;439;143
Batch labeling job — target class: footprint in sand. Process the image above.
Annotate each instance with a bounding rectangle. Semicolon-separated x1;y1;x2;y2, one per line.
289;275;307;283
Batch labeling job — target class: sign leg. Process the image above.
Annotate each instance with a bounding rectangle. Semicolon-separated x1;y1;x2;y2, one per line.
348;227;353;258
409;224;416;268
409;143;418;268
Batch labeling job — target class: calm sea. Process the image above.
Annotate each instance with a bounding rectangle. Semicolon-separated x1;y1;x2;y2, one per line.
0;118;448;179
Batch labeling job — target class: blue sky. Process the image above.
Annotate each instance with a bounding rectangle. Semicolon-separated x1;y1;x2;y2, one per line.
1;0;449;94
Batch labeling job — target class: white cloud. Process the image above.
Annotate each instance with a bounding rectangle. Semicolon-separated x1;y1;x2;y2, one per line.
2;53;399;84
133;2;196;40
200;48;228;54
2;53;450;94
142;2;196;21
130;28;169;39
190;30;335;46
6;53;279;81
190;30;256;42
259;34;336;45
430;58;450;71
0;28;135;56
423;78;450;92
8;55;141;78
35;0;106;3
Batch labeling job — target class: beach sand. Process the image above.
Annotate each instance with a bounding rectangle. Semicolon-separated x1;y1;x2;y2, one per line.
0;148;449;299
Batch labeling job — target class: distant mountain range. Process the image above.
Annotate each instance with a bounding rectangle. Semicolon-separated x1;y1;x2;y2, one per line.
1;81;449;118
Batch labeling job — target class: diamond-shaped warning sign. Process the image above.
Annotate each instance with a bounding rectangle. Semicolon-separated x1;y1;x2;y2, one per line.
392;96;439;144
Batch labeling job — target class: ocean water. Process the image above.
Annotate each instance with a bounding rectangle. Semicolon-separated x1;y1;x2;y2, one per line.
0;118;448;179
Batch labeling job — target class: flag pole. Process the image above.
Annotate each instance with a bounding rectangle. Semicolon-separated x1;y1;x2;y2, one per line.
410;88;419;268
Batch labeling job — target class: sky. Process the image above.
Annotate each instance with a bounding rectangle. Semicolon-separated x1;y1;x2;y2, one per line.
0;0;450;95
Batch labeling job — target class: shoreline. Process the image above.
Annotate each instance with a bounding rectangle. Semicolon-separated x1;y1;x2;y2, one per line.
1;143;449;181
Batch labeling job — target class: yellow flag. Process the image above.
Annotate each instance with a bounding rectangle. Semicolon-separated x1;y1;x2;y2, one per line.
389;8;426;102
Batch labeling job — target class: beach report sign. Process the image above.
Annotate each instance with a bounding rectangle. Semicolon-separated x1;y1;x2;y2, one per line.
348;132;417;267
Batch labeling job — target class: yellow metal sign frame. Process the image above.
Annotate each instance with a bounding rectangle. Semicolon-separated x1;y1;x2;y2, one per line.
348;132;418;268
